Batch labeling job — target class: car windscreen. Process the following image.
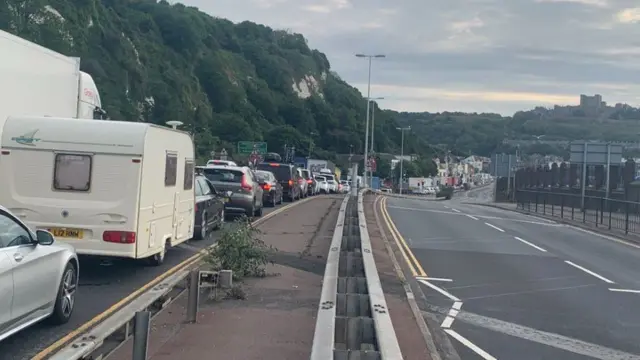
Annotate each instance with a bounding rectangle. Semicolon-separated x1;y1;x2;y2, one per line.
254;171;273;182
301;170;311;179
256;164;291;180
315;176;326;181
202;168;243;183
324;175;335;182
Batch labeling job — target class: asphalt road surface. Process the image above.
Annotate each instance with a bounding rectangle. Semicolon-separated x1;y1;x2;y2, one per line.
0;197;317;360
385;195;640;359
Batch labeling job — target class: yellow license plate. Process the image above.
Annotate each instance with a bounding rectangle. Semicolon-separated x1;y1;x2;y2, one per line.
48;228;84;239
223;198;229;203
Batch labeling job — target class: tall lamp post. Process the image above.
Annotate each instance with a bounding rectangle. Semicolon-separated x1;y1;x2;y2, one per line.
368;96;384;185
356;53;385;188
397;126;410;194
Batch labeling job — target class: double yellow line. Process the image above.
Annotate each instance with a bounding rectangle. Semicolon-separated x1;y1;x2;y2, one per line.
378;196;427;277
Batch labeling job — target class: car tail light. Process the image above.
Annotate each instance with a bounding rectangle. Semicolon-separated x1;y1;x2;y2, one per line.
307;179;312;184
288;179;293;186
241;174;252;190
262;183;271;191
103;231;136;244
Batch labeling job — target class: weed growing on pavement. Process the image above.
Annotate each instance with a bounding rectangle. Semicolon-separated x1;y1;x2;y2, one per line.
205;215;277;280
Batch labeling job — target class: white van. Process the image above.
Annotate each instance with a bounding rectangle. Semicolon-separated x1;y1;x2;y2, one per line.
0;116;195;265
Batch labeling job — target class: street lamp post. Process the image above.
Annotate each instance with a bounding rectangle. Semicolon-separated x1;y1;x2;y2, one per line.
397;126;410;194
356;53;385;188
368;96;384;185
308;131;317;158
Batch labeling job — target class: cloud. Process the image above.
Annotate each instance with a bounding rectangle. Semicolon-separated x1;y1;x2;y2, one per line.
184;0;640;115
536;0;609;8
616;7;640;23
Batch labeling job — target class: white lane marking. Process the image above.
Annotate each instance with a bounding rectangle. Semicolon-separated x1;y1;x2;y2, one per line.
444;329;497;360
388;205;562;226
418;279;461;301
570;226;640;250
609;288;640;294
514;236;547;252
464;284;595;301
564;260;615;284
455;309;640;360
485;222;504;232
415;276;453;282
444;205;450;209
451;208;461;213
441;302;464;327
466;204;557;223
441;316;455;328
466;214;479;220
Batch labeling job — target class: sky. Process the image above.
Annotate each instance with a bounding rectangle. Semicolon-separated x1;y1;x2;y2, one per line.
182;0;640;115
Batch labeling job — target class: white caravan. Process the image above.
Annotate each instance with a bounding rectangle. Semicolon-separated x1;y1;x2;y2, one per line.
0;116;195;265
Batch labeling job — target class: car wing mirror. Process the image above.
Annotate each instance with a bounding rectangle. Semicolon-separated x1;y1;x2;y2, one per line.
36;229;55;245
225;190;233;197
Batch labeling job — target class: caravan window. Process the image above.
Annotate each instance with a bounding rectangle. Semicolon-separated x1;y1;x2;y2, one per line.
53;154;92;191
165;152;178;186
184;160;194;190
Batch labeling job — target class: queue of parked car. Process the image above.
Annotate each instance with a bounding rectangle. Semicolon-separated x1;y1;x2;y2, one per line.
0;151;346;343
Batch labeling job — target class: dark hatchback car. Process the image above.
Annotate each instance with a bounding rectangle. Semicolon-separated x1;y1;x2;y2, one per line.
255;162;301;201
254;170;283;207
198;165;264;217
193;174;228;240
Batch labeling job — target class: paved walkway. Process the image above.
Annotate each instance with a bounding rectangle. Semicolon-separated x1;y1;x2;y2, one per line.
109;196;342;360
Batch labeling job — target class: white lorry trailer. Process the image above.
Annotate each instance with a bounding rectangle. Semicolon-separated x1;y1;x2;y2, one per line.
0;30;105;135
0;116;196;265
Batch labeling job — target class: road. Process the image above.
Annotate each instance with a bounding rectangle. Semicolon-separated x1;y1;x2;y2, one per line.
0;198;313;360
383;193;640;359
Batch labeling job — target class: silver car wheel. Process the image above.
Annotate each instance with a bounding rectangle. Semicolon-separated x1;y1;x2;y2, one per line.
61;267;77;317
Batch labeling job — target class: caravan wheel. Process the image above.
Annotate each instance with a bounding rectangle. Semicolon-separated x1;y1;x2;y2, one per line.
148;241;168;266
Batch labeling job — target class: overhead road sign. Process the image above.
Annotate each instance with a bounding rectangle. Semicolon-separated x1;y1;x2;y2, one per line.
238;141;267;155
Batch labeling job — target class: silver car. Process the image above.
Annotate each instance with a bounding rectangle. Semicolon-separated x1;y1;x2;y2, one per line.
199;165;264;217
0;206;79;342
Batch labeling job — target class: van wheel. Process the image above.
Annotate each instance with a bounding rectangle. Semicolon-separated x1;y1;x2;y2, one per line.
148;241;168;266
48;262;77;325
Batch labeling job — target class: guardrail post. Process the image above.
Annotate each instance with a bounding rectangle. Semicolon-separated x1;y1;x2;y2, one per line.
132;311;151;360
186;269;200;323
560;194;564;219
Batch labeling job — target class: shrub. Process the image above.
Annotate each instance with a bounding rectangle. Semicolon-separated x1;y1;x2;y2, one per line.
204;215;276;279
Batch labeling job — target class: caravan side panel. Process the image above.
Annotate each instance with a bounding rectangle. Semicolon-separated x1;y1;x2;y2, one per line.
136;127;195;259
